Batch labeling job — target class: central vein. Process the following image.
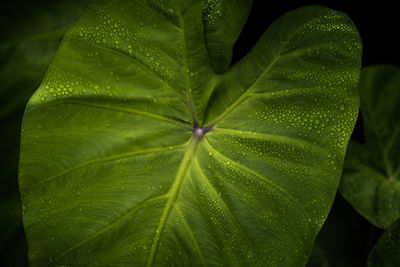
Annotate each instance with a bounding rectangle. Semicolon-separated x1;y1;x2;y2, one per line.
147;134;201;267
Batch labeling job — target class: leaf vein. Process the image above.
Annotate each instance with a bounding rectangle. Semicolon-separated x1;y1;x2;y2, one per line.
203;138;311;221
30;144;186;190
213;127;325;150
80;40;186;102
174;206;207;266
193;158;258;258
34;99;190;128
55;194;168;261
147;137;199;267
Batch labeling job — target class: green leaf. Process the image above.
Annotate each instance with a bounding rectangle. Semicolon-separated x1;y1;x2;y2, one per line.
340;65;400;229
202;0;253;73
368;218;400;267
19;1;361;266
307;194;375;267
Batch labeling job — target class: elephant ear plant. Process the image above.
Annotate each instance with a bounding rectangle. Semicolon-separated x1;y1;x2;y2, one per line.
340;65;400;230
18;0;361;266
368;217;400;267
339;65;400;267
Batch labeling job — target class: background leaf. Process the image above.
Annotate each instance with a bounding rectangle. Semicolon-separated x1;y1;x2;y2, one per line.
368;218;400;267
340;65;400;229
19;1;361;266
307;194;382;267
0;0;90;265
202;0;253;73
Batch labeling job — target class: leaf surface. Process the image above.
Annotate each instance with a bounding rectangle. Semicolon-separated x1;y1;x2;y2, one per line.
368;218;400;267
19;1;361;266
202;0;253;73
340;65;400;229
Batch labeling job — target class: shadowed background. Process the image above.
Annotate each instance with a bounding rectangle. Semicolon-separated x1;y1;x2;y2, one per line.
0;0;397;266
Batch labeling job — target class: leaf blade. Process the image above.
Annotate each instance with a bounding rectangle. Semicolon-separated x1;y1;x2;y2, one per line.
368;218;400;267
19;2;361;266
340;65;400;229
202;0;253;73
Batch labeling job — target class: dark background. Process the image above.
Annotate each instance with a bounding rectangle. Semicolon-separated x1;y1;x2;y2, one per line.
0;0;398;266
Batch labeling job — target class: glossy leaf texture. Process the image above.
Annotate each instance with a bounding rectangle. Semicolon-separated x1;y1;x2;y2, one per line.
340;65;400;229
19;1;361;266
0;0;90;265
368;218;400;267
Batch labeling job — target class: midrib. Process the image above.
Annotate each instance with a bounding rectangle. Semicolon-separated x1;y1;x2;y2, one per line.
146;136;200;266
147;4;206;265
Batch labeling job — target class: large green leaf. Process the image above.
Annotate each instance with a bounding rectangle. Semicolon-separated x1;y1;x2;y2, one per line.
0;0;90;265
19;1;361;266
368;218;400;267
340;65;400;229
